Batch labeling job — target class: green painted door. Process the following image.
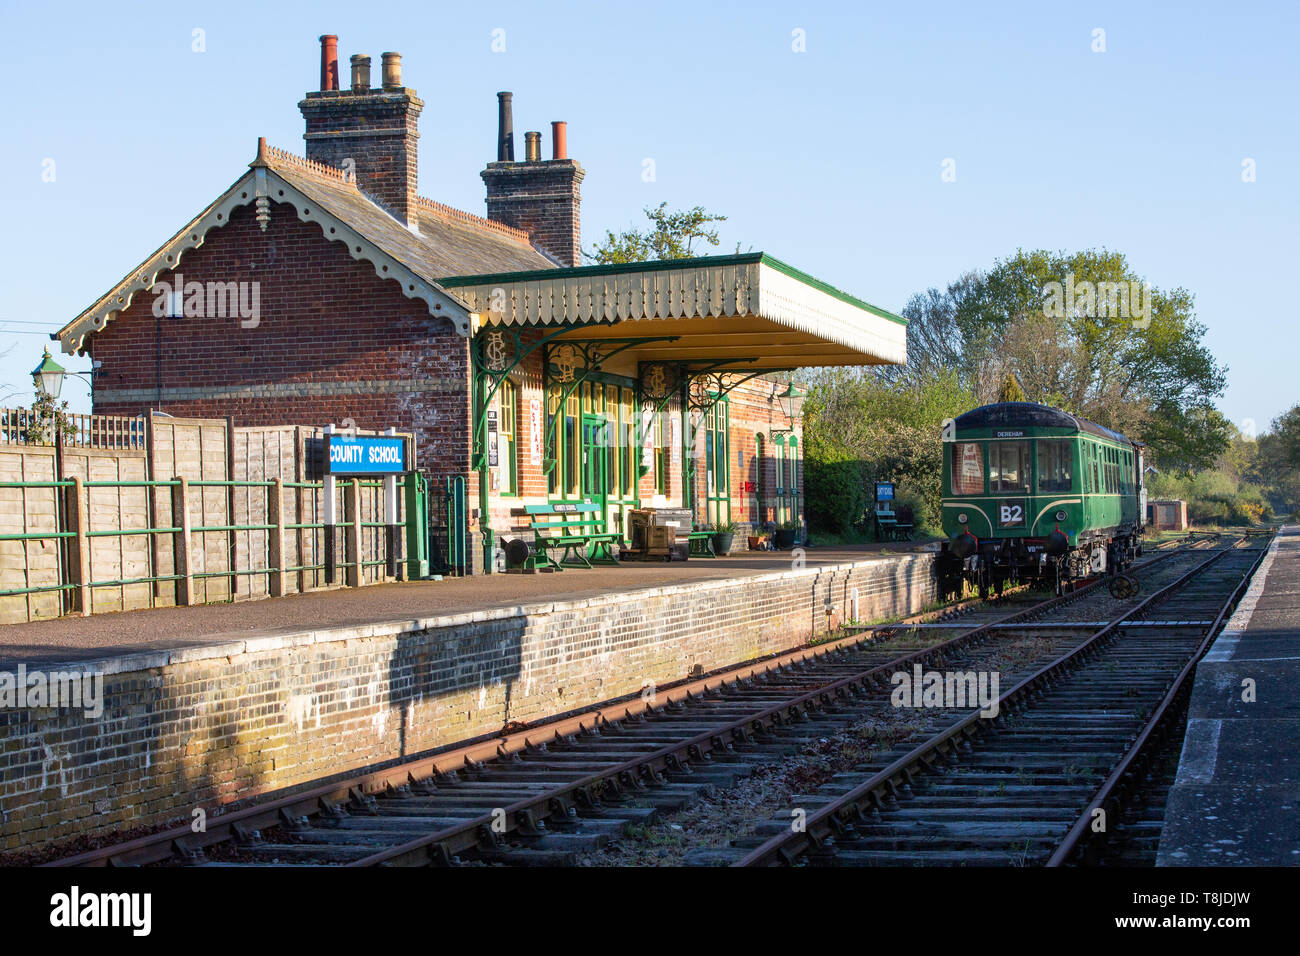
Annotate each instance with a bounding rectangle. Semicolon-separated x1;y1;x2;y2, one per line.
581;414;609;529
705;399;730;527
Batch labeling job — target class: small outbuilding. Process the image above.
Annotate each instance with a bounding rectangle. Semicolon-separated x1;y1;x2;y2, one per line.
1147;499;1189;531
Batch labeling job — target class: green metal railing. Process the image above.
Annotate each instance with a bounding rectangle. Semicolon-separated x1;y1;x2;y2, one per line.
0;473;425;611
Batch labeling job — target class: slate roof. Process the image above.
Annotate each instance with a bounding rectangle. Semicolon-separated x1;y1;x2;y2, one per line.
54;144;556;350
266;150;557;277
955;402;1133;445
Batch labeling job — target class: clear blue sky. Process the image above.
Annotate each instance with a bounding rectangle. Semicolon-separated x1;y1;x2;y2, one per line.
1;0;1294;436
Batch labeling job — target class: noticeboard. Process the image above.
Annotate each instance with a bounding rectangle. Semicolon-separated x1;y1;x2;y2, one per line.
875;481;896;502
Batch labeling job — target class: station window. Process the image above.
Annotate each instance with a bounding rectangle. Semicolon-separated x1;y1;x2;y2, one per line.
951;442;984;495
498;378;517;495
564;391;580;497
654;411;668;496
620;389;635;497
547;389;560;497
990;440;1030;494
1037;439;1072;493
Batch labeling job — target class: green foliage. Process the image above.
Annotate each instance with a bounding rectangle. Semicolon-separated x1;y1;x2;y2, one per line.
803;368;976;538
996;372;1026;403
1252;404;1300;519
1148;468;1272;526
887;248;1230;471
23;390;71;445
585;202;727;264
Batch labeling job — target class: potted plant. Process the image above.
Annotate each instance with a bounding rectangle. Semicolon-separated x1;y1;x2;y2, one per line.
712;519;737;556
773;518;800;550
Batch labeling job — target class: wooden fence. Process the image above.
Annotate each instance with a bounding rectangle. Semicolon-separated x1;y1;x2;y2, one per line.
0;407;147;449
0;412;417;625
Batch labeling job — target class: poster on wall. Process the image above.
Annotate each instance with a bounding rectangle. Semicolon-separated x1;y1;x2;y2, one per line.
487;410;498;467
670;415;680;464
642;410;655;468
528;397;543;465
497;433;511;475
957;442;982;493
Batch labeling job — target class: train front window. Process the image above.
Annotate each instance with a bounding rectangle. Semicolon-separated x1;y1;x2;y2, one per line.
989;441;1030;494
951;442;984;495
1037;439;1072;493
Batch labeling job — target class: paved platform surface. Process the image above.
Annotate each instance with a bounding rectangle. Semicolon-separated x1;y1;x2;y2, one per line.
1158;525;1300;866
0;541;937;667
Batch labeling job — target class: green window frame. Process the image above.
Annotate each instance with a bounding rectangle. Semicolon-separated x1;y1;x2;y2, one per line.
1036;439;1072;493
654;411;668;496
990;440;1031;494
705;398;730;526
498;377;518;496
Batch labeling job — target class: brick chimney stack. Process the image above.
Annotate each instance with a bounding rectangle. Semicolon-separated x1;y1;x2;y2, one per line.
481;94;584;266
300;37;423;228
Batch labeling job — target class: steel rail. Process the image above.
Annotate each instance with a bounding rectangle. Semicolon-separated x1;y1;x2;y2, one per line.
731;539;1244;867
1044;537;1270;866
348;544;1195;866
42;586;1005;867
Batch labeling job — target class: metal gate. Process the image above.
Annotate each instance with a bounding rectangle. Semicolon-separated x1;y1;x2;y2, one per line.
424;475;468;576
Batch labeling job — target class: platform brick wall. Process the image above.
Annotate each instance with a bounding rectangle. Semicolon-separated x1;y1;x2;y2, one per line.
0;552;938;855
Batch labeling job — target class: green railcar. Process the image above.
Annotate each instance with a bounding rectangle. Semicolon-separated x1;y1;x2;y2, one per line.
937;402;1146;597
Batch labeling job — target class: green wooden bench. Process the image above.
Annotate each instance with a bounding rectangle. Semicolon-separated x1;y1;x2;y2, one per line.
686;530;716;557
513;503;622;571
875;507;913;542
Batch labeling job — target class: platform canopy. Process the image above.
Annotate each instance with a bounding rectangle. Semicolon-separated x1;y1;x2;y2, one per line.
440;253;907;370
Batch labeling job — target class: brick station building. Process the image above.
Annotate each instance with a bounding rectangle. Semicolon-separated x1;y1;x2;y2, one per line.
53;36;907;573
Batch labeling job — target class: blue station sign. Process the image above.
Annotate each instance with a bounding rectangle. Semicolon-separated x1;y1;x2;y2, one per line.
323;434;407;476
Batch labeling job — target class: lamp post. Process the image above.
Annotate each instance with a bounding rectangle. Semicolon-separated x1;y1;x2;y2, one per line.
31;348;66;399
769;381;807;436
775;382;806;428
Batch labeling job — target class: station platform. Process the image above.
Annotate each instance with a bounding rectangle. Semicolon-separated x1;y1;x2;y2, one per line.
1158;524;1300;866
0;541;937;667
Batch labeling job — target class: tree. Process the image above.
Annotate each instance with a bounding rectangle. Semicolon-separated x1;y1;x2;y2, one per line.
23;388;71;445
996;372;1027;403
1257;405;1300;518
585;202;728;264
890;248;1230;471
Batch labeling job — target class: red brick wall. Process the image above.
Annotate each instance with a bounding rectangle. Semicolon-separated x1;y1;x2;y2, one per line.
299;89;423;225
87;201;471;479
481;160;584;266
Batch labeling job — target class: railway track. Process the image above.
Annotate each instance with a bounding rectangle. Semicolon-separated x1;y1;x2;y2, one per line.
728;537;1266;867
45;534;1216;868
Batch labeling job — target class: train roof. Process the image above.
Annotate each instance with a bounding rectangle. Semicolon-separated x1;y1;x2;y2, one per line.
954;402;1133;445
